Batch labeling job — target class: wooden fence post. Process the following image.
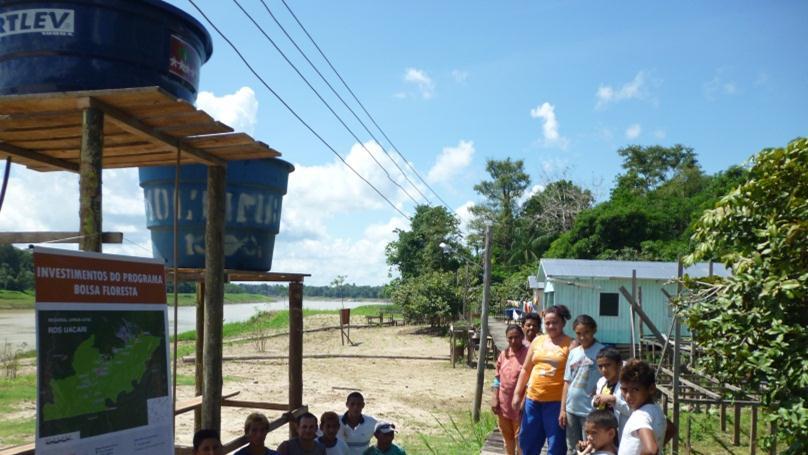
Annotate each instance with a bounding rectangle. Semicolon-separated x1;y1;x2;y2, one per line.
734;404;741;445
750;406;758;455
194;281;205;432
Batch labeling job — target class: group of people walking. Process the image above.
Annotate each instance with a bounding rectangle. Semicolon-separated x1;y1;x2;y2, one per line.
492;305;673;455
191;392;404;455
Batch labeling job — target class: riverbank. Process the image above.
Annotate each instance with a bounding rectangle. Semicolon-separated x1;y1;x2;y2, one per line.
0;290;274;310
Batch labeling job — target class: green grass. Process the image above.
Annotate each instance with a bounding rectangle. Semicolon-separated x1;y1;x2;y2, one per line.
0;375;36;414
674;408;779;454
0;290;35;310
0;292;274;309
398;411;496;455
173;304;397;342
0;418;35;446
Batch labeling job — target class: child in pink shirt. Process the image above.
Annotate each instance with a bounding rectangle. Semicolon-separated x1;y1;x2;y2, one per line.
491;325;529;455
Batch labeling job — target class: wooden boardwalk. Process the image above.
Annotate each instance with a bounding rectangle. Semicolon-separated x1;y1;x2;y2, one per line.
488;318;510;353
480;427;547;455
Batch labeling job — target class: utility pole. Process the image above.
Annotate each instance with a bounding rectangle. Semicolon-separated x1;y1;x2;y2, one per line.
472;224;493;422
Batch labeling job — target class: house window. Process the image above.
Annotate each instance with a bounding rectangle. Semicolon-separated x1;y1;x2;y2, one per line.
545;291;555;308
600;293;619;317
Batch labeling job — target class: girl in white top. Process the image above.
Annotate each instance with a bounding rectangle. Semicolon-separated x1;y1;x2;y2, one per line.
591;347;630;439
617;360;669;455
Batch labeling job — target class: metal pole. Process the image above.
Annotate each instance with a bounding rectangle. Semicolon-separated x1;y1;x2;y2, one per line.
472;224;493;422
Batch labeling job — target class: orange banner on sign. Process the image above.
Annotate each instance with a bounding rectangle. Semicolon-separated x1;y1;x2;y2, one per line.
34;249;166;304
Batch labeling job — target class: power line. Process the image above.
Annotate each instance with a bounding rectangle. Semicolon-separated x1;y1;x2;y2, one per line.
231;0;424;207
186;0;411;221
278;0;453;211
256;0;431;206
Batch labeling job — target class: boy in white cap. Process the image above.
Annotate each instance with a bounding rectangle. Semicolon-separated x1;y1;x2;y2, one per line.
362;422;405;455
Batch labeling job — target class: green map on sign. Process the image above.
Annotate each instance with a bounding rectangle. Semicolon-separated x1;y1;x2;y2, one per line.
38;310;169;440
43;333;161;421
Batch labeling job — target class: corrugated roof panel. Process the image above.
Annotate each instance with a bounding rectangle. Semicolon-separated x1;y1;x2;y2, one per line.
539;258;731;280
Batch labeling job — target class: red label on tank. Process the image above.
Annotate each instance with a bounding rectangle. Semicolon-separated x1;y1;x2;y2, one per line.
169;34;200;86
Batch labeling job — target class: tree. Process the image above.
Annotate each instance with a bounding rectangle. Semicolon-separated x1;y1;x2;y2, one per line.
680;138;808;452
385;205;464;280
468;158;530;273
330;275;347;307
614;144;698;194
389;271;462;326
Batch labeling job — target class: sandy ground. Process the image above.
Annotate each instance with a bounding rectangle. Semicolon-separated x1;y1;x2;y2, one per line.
0;314;484;451
174;314;482;449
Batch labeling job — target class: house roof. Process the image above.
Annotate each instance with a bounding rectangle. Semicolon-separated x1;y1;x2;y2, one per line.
538;258;731;281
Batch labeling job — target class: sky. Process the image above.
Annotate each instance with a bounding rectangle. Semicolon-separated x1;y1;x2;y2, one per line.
2;1;807;285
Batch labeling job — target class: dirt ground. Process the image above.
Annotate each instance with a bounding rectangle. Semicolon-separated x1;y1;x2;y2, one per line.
174;314;482;449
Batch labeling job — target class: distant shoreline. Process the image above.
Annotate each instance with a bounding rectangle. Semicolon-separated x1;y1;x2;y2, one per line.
0;290;390;311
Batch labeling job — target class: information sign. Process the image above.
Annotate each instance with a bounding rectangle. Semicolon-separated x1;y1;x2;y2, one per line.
34;247;172;455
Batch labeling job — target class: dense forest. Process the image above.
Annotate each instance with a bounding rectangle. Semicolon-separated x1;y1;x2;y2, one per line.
385;144;749;323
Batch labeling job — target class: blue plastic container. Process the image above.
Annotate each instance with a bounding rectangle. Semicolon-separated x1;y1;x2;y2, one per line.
138;159;295;271
0;0;212;102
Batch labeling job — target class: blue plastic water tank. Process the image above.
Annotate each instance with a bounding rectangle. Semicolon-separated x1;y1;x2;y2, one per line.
0;0;212;102
138;159;295;271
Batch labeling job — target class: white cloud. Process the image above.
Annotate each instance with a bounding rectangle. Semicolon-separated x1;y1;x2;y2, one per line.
625;124;642;140
703;69;738;100
451;69;469;83
530;102;569;149
653;129;667;139
454;201;476;237
196;86;259;134
540;158;569;174
272;215;408;285
403;68;435;99
0;164;152;257
427;140;475;183
596;71;656;109
518;184;545;207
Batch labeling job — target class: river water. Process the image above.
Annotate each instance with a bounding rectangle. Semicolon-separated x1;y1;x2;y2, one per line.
0;299;386;351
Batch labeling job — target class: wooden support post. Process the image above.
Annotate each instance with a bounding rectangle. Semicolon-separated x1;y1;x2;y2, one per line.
194;281;205;432
630;270;637;358
686;415;692;455
472;224;493;422
672;259;683;455
638;286;644;357
79;107;103;253
202;165;226;431
769;421;776;455
750;406;758;455
289;281;304;438
720;398;727;433
450;328;456;368
734;404;741;445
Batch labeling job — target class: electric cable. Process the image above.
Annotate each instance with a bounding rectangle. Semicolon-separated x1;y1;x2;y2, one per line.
257;0;431;206
278;0;453;211
186;0;411;220
231;0;422;207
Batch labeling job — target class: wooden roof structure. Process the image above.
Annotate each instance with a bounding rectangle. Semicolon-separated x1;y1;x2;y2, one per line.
0;86;281;172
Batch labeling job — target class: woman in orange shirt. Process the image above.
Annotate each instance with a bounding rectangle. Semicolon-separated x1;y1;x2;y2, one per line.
512;305;573;455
